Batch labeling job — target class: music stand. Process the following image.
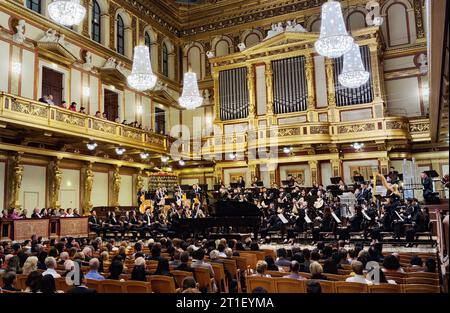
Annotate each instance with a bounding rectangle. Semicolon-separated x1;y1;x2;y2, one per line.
353;175;364;183
213;184;221;191
330;177;342;185
425;170;439;178
230;183;239;189
256;181;264;187
281;180;293;187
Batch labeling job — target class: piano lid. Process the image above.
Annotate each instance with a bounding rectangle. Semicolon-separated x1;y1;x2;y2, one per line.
211;200;262;217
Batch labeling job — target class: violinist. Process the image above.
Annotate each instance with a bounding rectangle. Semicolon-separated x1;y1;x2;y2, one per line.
312;206;333;241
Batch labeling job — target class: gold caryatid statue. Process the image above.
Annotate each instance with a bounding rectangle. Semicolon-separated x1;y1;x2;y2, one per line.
136;169;144;193
10;154;24;209
112;166;121;207
84;163;94;214
51;160;62;209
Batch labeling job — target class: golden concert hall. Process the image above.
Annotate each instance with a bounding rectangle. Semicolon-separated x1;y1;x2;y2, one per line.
0;0;448;297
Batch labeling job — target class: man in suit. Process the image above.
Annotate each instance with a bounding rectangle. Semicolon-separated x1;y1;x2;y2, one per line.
421;172;433;201
88;210;101;237
67;271;97;294
140;208;153;238
175;251;194;272
237;176;245;188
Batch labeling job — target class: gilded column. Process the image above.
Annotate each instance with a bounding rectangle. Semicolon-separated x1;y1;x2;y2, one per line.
330;159;342;178
112;166;121;207
51;159;62;209
247;64;256;122
9;154;24;210
378;157;389;175
305;55;316;111
308;160;319;185
325;58;338;123
325;58;336;107
108;3;117;51
369;43;382;102
84;163;94;215
265;61;275;125
213;71;220;122
82;0;90;37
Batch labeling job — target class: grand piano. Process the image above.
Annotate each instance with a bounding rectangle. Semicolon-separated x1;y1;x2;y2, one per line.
173;200;262;239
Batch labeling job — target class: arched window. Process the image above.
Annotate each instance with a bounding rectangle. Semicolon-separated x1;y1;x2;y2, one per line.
145;32;152;57
92;0;101;43
26;0;41;14
162;42;169;77
117;15;125;55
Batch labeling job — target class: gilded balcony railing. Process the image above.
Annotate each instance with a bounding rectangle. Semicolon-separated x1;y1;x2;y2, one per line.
0;92;171;154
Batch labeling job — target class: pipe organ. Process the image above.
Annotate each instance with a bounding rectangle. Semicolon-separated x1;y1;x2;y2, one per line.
333;45;374;106
219;67;249;120
272;56;308;114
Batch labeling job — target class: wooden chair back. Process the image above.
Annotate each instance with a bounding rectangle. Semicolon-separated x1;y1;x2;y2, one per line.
323;273;348;281
407;272;439;279
402;284;441;293
147;275;176;293
239;252;258;270
171;270;193;289
232;256;250;274
101;279;124;293
123;281;152;293
261;249;276;260
15;274;28;291
193;268;214;293
405;277;440;286
210;262;229;293
317;280;335;293
55;277;70;293
369;284;401;293
266;271;286;278
334;281;369;293
246;276;276;293
274;277;306;293
86;279;104;293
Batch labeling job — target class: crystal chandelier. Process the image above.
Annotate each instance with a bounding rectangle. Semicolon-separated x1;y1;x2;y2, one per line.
178;69;203;110
48;0;86;27
314;0;354;58
127;45;157;92
338;43;370;88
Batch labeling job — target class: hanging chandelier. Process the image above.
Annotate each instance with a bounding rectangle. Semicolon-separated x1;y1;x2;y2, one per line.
338;43;370;88
314;0;354;58
178;68;203;110
48;0;86;26
127;45;157;92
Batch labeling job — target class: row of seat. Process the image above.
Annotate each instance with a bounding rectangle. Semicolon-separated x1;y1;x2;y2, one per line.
246;277;442;293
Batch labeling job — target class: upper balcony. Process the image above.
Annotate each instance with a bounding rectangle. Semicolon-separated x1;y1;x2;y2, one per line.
0;92;173;156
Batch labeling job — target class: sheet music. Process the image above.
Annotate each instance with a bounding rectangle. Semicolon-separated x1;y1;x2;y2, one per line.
362;210;372;221
395;210;404;222
304;214;312;224
278;213;289;224
331;212;341;223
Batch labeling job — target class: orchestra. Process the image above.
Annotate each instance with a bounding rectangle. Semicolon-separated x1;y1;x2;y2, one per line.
0;172;435;247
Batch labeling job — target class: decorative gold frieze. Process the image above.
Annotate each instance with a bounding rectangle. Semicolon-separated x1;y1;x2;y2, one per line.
337;123;376;134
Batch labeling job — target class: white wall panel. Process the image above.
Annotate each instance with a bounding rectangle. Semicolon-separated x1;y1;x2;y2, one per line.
119;174;132;206
0;40;10;92
386;77;421;117
314;55;328;108
60;168;80;210
89;76;99;115
21;49;35;99
321;162;332;186
71;69;81;107
92;172;108;207
256;65;267;115
21;165;46;215
342;160;378;184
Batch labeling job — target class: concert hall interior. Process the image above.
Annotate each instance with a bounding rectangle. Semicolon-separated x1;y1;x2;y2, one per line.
0;0;448;295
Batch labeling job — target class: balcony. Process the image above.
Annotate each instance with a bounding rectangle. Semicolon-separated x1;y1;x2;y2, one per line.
0;92;172;155
201;117;431;156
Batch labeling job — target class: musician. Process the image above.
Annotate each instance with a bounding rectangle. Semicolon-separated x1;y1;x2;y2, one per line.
312;206;333;241
251;177;260;188
356;182;372;204
155;187;166;204
388;166;400;184
420;172;433;201
140;208;153;237
88;210;102;237
237;176;245;188
105;211;122;237
405;207;430;247
338;179;347;192
442;174;449;189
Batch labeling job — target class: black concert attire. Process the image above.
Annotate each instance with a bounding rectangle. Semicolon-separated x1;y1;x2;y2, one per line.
421;175;433;201
88;215;102;237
